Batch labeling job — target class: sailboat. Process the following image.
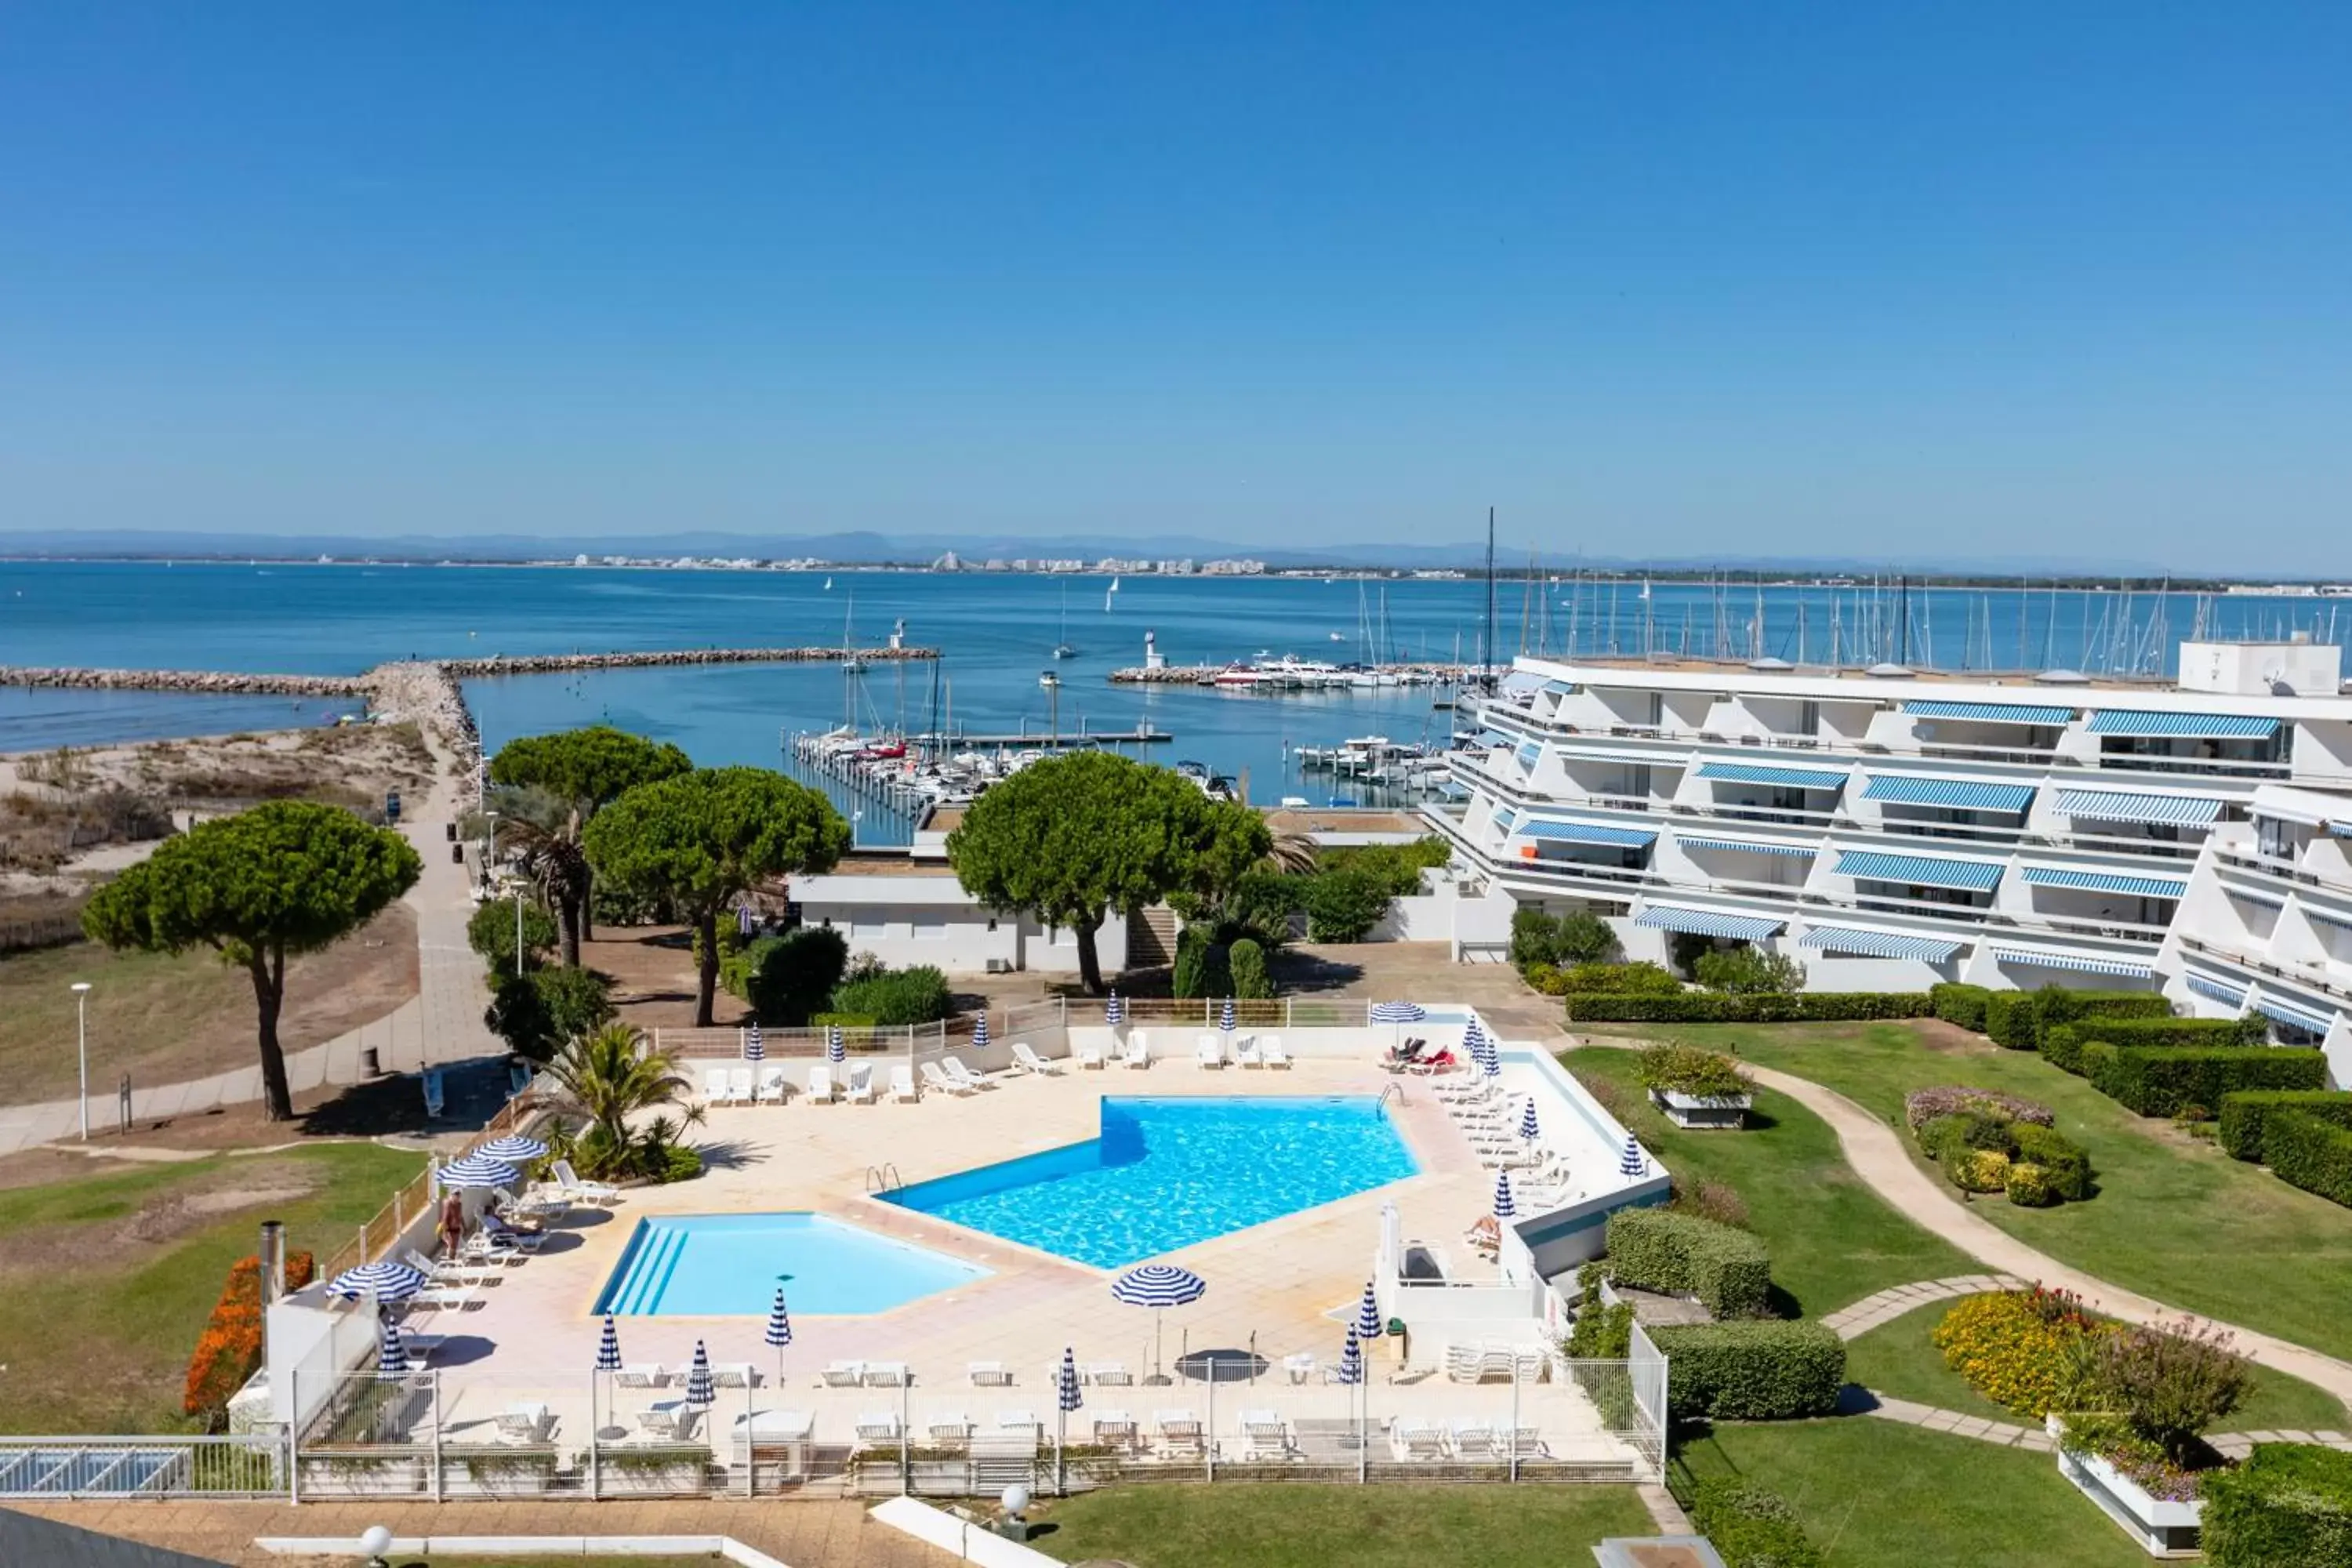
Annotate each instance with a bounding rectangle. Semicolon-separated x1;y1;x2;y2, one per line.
1051;582;1078;660
840;586;866;673
1104;575;1120;613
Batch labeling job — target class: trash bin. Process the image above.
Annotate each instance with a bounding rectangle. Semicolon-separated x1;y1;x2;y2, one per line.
445;821;458;842
360;1047;380;1078
450;841;464;864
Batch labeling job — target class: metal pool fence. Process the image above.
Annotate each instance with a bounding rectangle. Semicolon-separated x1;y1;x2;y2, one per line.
0;1435;286;1500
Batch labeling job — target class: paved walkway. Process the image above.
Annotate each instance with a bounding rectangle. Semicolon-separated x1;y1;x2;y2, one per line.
0;741;495;1157
1819;1273;2028;1341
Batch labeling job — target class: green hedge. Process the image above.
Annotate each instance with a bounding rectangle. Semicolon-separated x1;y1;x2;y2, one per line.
2202;1441;2352;1567
2264;1111;2352;1210
2085;1044;2327;1118
1564;991;1931;1023
1929;982;1991;1032
1604;1209;1772;1318
1980;987;2173;1051
2219;1091;2352;1163
1650;1321;1846;1421
1686;1478;1825;1568
2012;1122;2093;1200
1984;991;2038;1049
2042;1014;2263;1075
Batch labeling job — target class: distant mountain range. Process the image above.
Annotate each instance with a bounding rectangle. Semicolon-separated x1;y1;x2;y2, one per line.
0;526;2245;579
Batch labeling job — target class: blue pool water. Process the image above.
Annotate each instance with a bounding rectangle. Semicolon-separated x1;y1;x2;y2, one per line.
594;1213;989;1316
882;1096;1420;1269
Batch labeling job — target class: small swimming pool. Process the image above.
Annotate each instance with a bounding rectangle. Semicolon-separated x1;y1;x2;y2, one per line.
594;1212;990;1316
883;1096;1419;1269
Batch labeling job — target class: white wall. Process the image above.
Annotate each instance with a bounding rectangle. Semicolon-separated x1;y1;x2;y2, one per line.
796;897;1127;975
266;1285;381;1429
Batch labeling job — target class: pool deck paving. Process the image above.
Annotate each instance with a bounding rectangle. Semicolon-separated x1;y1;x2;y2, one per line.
393;1051;1637;1465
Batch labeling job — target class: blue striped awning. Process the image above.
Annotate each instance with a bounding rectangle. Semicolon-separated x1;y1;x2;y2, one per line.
1991;946;2155;980
1834;848;2006;891
1490;804;1518;834
2185;973;2248;1010
1798;924;1966;962
2304;906;2352;935
1514;742;1543;772
2087;710;2279;739
1697;760;1850;790
1518;817;1658;848
1862;774;2038;813
2252;993;2339;1036
2225;884;2286;911
2020;866;2189;899
1905;699;2076;725
1677;834;1820;858
2052;788;2227;826
2336;824;2352;839
1634;905;1787;940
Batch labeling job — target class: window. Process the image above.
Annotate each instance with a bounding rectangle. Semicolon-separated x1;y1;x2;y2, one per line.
850;916;887;939
913;916;948;940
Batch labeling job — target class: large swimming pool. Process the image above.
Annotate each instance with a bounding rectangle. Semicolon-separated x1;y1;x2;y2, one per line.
595;1212;990;1316
881;1095;1419;1268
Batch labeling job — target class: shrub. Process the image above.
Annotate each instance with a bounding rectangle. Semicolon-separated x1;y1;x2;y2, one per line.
659;1144;704;1183
1650;1321;1846;1421
2263;1109;2352;1209
1669;1179;1752;1230
1519;961;1566;996
1563;991;1933;1023
2044;1014;2262;1075
2091;1045;2327;1117
1903;1085;2054;1131
184;1250;316;1422
1564;1274;1634;1359
1604;1208;1772;1318
2005;1163;2057;1207
1317;837;1450;895
1983;990;2038;1049
485;965;616;1061
829;964;954;1026
740;925;848;1025
2202;1441;2352;1568
1171;927;1210;999
1561;960;1682;996
1693;946;1807;995
2067;1316;2252;1467
1930;982;1992;1032
2218;1090;2352;1163
1228;937;1273;1000
1955;1149;2011;1193
2012;1123;2093;1201
1298;866;1391;942
1932;1287;2103;1417
1686;1479;1825;1568
1511;907;1621;971
466;897;558;976
1635;1043;1753;1101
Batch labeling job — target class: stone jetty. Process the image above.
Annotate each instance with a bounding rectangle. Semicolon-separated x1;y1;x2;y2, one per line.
437;644;933;677
0;666;368;697
1109;661;1478;687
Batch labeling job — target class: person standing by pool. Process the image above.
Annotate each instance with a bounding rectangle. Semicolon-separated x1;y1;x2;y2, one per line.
438;1191;465;1257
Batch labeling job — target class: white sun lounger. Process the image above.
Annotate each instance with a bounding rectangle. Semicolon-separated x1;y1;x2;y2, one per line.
1390;1418;1446;1460
1153;1409;1203;1453
711;1362;754;1388
615;1363;666;1390
702;1065;731;1104
943;1058;993;1091
1261;1036;1290;1068
996;1410;1040;1437
754;1064;789;1103
968;1361;1012;1387
822;1362;866;1388
920;1060;975;1097
1121;1033;1150;1069
845;1064;877;1104
637;1402;697;1441
1283;1352;1317;1385
1240;1410;1292;1460
1234;1036;1261;1068
1194;1035;1223;1069
1083;1362;1132;1387
397;1330;446;1367
1011;1043;1062;1076
888;1065;920;1102
405;1282;478;1312
863;1362;909;1388
1450;1419;1498;1458
1091;1410;1138;1450
725;1066;755;1105
1076;1041;1105;1070
496;1402;552;1442
807;1064;837;1103
855;1412;902;1443
925;1412;975;1445
550;1160;622;1205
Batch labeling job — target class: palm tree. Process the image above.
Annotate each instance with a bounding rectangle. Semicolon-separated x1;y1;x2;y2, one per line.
1266;823;1319;875
541;1022;699;1178
491;786;593;966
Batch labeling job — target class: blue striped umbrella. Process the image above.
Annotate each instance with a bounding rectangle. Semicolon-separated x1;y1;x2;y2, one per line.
1517;1098;1541;1143
1482;1039;1502;1080
1112;1264;1207;1382
1493;1168;1518;1221
826;1025;846;1065
436;1152;522;1189
595;1313;622;1372
765;1288;793;1389
1619;1133;1648;1179
1337;1325;1363;1386
475;1134;548;1163
684;1340;715;1408
1219;997;1236;1033
736;904;757;937
1368;1000;1426;1024
971;1012;989;1052
328;1260;427;1302
745;1022;764;1062
1461;1017;1487;1057
1055;1347;1083;1414
1105;990;1124;1027
1353;1279;1383;1342
376;1312;409;1376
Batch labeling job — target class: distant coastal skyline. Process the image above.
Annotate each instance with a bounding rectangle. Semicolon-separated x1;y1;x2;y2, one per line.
2;7;2349;568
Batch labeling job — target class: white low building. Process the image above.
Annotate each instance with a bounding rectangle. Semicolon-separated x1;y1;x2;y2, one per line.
1428;637;2352;1073
789;850;1128;976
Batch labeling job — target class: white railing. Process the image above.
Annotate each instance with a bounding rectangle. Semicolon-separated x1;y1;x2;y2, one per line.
0;1434;285;1499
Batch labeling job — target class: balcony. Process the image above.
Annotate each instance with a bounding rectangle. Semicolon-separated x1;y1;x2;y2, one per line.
2176;934;2352;1004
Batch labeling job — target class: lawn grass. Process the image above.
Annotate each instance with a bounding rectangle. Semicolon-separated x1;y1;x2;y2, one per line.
1566;1045;1973;1316
1676;1417;2149;1567
1845;1294;2347;1432
1033;1481;1654;1566
1588;1019;2352;1363
0;1142;426;1433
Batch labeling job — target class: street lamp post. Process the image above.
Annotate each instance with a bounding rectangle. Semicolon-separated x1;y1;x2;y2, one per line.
70;981;92;1141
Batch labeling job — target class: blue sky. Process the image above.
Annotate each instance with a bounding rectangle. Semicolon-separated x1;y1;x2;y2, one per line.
1;4;2348;568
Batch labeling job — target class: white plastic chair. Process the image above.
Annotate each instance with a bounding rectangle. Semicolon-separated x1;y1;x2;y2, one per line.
845;1064;877;1104
1262;1036;1290;1069
702;1065;731;1104
888;1065;920;1102
1195;1035;1223;1069
920;1060;974;1096
1122;1033;1151;1069
1012;1043;1062;1075
807;1064;837;1103
753;1065;788;1103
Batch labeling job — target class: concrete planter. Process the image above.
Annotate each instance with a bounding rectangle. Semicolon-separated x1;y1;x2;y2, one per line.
1650;1087;1753;1131
2049;1418;2204;1558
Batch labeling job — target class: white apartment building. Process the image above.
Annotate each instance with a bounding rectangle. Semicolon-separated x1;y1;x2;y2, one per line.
1426;638;2352;1080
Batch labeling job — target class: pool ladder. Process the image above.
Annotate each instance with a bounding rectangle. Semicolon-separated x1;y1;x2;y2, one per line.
1377;1082;1407;1116
865;1163;903;1193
